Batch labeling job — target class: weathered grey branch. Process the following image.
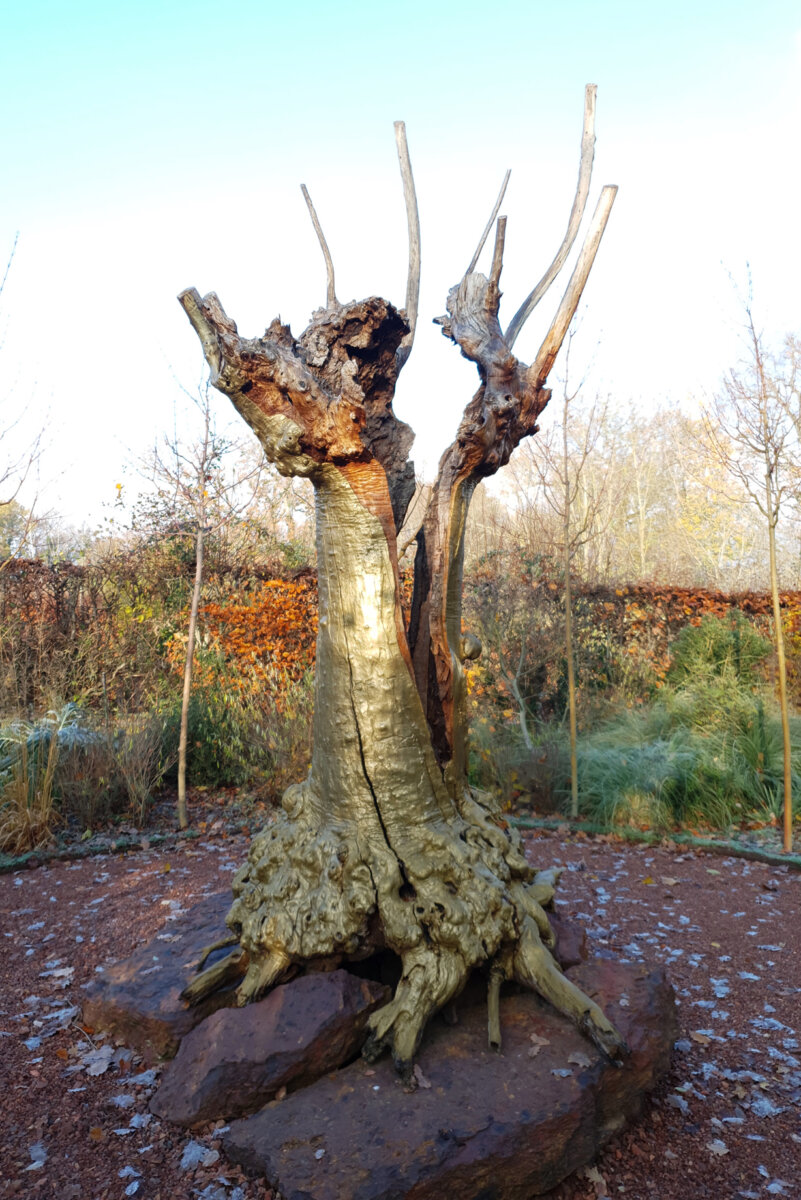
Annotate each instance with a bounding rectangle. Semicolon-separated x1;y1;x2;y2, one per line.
394;120;421;372
528;184;617;389
489;216;507;289
505;84;597;349
300;183;338;309
466;170;511;275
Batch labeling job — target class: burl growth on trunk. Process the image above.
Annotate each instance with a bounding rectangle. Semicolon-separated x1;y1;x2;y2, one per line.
179;92;623;1082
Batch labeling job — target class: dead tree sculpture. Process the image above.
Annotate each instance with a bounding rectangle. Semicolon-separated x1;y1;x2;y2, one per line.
180;86;622;1081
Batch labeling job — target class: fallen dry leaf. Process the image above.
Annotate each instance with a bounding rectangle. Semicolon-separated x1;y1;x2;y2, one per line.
568;1051;592;1068
706;1139;729;1156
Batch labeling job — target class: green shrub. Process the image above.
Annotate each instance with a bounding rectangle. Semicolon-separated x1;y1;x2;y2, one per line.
564;686;799;832
667;612;771;688
162;668;314;796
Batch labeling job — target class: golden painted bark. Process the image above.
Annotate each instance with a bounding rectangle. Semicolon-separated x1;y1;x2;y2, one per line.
178;92;624;1078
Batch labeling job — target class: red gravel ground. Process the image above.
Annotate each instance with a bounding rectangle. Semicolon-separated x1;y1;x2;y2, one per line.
1;826;799;1200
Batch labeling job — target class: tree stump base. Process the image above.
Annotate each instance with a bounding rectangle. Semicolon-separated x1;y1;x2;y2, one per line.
222;958;676;1200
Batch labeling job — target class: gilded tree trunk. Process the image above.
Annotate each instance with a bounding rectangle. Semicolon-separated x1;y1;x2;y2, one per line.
177;92;622;1075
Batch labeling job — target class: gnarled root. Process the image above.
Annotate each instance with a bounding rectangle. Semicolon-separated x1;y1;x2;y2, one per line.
236;948;292;1006
513;916;628;1063
181;786;626;1076
181;948;248;1004
362;945;469;1083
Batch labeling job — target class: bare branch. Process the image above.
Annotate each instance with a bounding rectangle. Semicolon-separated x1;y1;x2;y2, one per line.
489;216;507;290
528;185;617;390
300;183;338;309
394;120;421;372
466;170;511;275
0;232;19;301
506;84;597;349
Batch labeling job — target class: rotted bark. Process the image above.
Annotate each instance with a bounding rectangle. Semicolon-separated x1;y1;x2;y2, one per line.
178;90;623;1079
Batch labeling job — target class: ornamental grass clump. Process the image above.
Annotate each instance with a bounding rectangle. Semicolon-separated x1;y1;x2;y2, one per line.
569;614;799;832
0;713;60;853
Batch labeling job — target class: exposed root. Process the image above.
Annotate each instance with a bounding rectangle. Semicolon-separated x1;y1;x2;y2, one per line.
487;964;505;1050
183;785;625;1077
181;948;247;1004
512;917;628;1064
236;949;291;1007
363;945;469;1083
195;935;239;972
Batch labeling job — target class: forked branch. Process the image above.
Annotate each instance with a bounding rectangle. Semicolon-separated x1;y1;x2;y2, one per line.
394;120;421;372
466;170;511;275
505;83;597;349
300;183;339;309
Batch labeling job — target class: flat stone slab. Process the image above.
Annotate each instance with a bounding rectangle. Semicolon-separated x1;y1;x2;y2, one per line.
151;970;389;1125
81;892;235;1062
223;959;676;1200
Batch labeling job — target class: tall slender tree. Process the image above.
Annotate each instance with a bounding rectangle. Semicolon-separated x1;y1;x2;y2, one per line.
181;90;625;1077
508;335;614;816
136;387;261;828
705;298;798;854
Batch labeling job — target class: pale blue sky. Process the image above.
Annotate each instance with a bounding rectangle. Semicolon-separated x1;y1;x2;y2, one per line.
1;0;799;521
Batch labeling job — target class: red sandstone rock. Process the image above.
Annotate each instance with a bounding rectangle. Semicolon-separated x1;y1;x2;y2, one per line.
81;892;234;1061
222;959;676;1200
548;911;588;968
150;970;389;1125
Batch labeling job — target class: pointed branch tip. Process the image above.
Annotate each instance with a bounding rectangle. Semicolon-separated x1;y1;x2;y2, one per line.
506;86;598;349
300;183;338;309
394;120;421;373
467;170;511;276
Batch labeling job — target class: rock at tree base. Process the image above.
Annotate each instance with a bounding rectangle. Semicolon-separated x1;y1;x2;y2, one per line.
81;892;234;1061
222;960;676;1200
150;970;390;1125
548;911;588;969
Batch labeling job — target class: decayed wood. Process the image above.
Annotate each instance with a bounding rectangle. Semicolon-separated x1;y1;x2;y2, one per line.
179;97;623;1075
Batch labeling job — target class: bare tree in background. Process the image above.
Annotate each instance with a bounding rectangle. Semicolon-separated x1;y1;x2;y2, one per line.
135;387;262;829
180;91;625;1077
705;297;799;854
507;333;614;816
0;236;41;567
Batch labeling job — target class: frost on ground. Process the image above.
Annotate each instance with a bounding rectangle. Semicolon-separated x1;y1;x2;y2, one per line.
1;827;800;1200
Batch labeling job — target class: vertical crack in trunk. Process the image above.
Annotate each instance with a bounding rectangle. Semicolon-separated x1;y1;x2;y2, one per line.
331;550;412;894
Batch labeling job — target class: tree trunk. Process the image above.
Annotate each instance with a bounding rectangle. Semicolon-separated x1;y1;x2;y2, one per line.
766;480;793;853
564;538;579;819
177;96;623;1076
177;519;204;830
